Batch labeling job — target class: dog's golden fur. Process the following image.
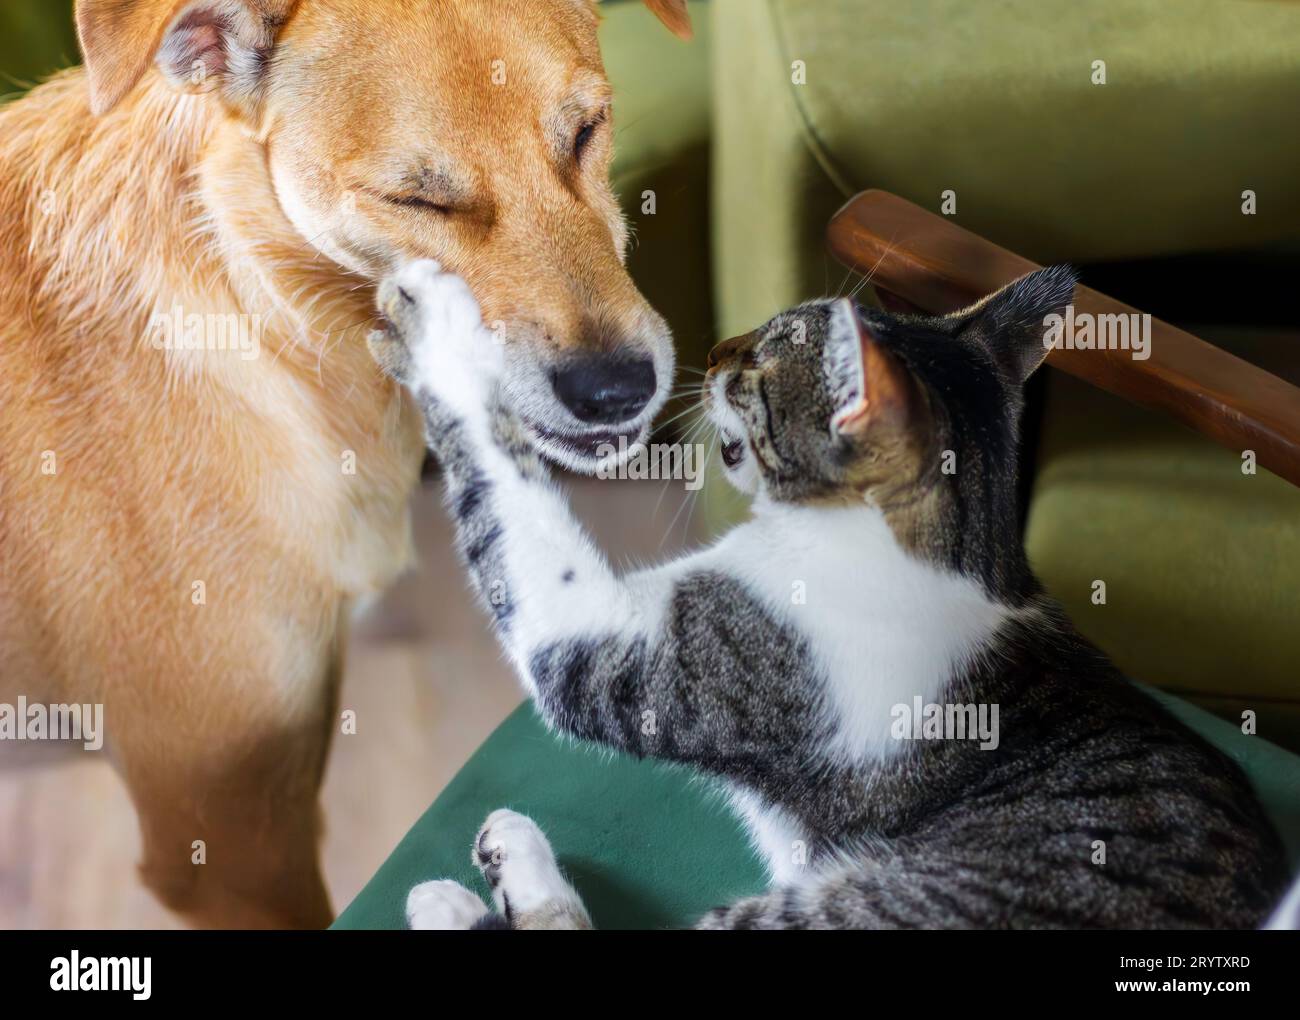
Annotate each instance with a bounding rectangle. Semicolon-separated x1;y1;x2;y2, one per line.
0;0;688;928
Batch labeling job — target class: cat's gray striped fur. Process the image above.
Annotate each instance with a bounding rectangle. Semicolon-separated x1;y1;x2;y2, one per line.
373;261;1287;930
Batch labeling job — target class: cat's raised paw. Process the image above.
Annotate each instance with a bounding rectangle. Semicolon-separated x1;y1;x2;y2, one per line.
406;878;489;930
374;260;504;411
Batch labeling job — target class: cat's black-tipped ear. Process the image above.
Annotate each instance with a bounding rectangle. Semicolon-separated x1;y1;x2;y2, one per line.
948;265;1078;384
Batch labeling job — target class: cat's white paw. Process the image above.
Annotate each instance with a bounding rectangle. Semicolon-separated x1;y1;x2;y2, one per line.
406;878;489;930
377;260;504;415
473;809;591;929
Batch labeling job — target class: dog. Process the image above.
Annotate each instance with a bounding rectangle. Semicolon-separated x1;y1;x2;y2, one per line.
0;0;689;928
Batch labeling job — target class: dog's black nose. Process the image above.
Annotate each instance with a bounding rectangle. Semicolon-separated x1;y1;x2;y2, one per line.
552;356;656;426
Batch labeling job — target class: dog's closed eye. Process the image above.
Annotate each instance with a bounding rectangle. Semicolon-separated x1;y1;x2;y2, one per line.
573;111;607;163
384;193;454;215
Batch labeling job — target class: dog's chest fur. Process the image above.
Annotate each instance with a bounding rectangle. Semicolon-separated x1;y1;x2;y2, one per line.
224;330;423;597
0;77;424;707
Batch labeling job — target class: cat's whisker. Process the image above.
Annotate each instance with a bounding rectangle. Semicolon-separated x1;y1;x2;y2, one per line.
679;437;716;543
655;402;707;434
652;417;711;528
659;479;695;550
658;417;717;550
831;264;856;300
847;237;899;302
674;414;712;454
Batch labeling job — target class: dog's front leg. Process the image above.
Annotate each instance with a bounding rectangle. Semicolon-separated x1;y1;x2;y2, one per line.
116;638;341;929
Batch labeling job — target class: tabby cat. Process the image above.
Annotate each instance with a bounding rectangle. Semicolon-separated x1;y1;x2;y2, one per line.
368;260;1287;930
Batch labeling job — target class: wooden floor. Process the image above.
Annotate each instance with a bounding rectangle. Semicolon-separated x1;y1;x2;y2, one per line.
0;474;712;929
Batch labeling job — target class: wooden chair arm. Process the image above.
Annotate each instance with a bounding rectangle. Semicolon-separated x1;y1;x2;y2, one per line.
826;190;1300;489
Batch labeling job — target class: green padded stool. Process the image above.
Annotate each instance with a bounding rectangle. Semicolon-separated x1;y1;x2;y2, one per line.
334;689;1300;928
334;703;763;929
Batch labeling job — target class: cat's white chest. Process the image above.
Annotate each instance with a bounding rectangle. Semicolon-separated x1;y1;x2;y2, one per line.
711;503;1009;882
725;503;1010;764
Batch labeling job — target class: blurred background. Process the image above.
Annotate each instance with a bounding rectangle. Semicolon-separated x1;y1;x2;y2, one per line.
0;2;78;92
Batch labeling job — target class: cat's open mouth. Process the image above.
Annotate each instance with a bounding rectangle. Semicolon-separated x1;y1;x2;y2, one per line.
704;371;747;471
720;433;745;468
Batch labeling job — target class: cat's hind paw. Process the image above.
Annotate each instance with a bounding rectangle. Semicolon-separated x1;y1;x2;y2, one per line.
473;809;592;930
406;878;490;930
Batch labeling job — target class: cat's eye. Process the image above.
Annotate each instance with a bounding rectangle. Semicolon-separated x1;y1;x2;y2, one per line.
721;436;745;467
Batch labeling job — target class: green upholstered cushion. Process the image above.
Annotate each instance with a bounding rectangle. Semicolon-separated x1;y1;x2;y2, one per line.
334;690;1300;929
1026;328;1300;752
711;0;1300;336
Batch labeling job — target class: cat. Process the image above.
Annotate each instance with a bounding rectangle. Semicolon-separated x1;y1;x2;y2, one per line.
368;260;1289;930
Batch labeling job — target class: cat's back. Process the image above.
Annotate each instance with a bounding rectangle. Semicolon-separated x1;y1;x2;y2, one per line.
918;616;1289;928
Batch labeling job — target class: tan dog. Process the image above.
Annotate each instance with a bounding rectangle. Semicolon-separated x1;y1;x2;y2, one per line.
0;0;689;928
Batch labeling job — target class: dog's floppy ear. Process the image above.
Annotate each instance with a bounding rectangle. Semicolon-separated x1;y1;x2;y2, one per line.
641;0;693;40
76;0;298;116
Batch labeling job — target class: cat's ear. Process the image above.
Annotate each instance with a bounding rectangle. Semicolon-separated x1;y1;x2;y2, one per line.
947;265;1078;384
825;299;916;437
